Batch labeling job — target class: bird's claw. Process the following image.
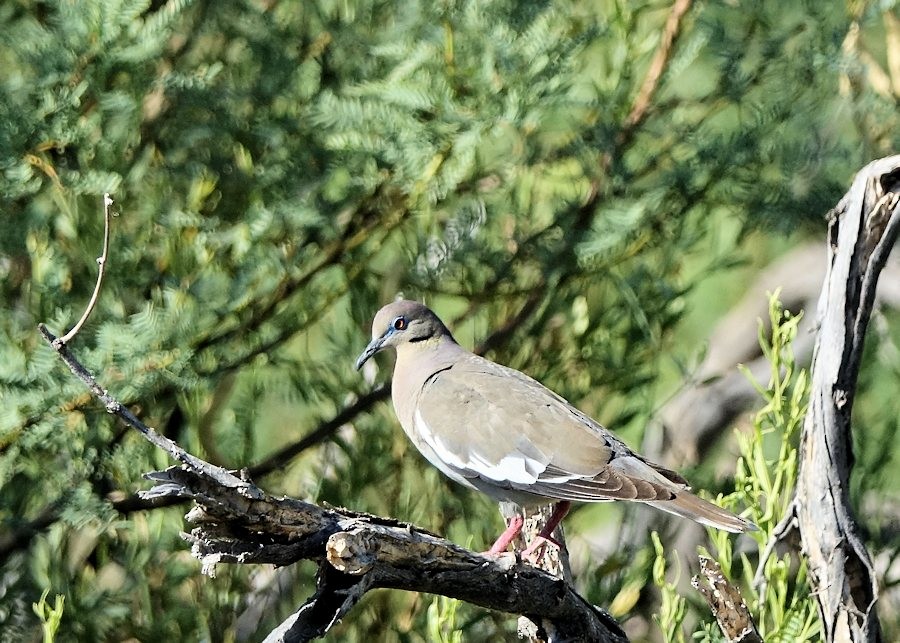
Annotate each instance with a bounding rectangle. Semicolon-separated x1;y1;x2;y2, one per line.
521;535;562;565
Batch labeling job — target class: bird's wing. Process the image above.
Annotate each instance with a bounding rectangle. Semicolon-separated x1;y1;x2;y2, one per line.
414;353;684;502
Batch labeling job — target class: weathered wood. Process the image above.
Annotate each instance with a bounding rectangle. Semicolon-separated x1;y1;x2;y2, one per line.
142;465;627;643
517;504;575;641
692;557;762;643
792;156;900;643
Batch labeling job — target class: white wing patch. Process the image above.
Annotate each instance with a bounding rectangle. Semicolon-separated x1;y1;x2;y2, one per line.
414;409;546;485
468;450;543;484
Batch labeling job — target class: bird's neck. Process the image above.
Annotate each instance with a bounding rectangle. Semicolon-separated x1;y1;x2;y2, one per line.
395;334;465;376
392;335;467;428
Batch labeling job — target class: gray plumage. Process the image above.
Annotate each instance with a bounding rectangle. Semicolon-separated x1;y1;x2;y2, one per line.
356;300;754;535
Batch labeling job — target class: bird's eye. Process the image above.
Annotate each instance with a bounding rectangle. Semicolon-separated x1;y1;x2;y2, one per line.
392;316;407;331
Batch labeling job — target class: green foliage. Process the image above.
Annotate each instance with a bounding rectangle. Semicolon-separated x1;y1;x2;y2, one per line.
713;293;819;642
653;293;820;642
651;531;686;643
32;589;64;643
727;295;818;642
426;595;464;643
1;0;898;639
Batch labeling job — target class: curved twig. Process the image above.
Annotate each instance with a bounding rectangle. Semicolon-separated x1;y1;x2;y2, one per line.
57;194;114;345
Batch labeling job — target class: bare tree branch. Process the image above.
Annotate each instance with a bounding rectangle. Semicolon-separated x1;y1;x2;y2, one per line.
693;557;762;643
140;464;626;643
787;156;900;643
37;324;254;497
6;267;554;560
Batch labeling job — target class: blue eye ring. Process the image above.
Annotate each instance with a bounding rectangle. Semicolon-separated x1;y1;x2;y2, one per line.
392;316;407;331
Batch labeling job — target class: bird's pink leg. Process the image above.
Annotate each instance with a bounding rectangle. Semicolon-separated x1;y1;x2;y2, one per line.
483;514;525;555
521;501;571;562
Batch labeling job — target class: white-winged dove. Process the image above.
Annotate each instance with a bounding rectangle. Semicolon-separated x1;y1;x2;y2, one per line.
356;300;755;557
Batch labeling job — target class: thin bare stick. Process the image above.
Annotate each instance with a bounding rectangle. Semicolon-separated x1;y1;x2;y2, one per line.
57;193;114;345
601;0;693;174
38;193;245;487
38;323;253;492
621;0;693;138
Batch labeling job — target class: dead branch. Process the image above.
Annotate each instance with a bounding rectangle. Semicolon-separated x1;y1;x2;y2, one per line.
786;156;900;642
692;557;762;643
37;332;626;640
37;229;626;642
139;465;625;643
37;323;253;496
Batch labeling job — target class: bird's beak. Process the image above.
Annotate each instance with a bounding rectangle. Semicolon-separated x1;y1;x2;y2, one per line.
355;336;385;370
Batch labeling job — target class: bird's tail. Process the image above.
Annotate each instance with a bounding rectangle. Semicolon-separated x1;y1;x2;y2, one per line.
643;491;757;533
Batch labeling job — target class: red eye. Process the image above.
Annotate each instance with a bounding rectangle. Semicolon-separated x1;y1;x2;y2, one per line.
392;316;407;331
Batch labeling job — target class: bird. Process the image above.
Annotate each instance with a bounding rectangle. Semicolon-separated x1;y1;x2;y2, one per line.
355;300;755;558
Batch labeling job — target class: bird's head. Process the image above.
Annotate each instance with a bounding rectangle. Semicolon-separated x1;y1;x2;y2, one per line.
355;300;452;370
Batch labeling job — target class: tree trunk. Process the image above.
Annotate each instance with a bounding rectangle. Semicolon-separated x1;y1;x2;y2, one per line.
794;155;900;643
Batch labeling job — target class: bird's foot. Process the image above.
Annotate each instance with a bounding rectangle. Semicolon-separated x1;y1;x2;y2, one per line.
521;534;562;565
482;514;525;556
519;501;570;564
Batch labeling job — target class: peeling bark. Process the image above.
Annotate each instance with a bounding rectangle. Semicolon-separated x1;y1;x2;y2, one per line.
790;156;900;643
141;466;626;642
692;557;762;643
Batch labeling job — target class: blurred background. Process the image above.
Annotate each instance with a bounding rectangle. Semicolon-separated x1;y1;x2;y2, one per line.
1;0;899;640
